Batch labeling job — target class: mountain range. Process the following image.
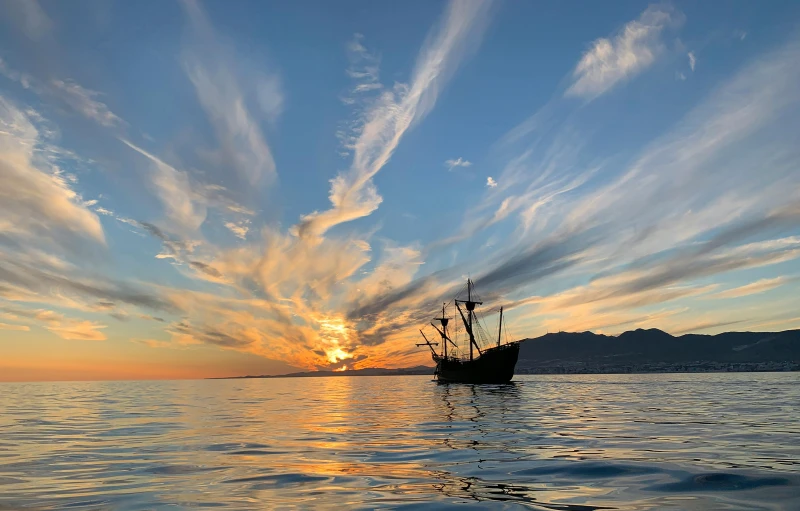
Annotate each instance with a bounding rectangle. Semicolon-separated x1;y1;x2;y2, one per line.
516;328;800;373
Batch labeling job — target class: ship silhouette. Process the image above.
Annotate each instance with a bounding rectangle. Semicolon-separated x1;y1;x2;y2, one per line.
417;279;519;383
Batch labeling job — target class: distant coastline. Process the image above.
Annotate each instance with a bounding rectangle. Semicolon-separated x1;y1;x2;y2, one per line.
516;328;800;375
514;362;799;375
212;366;434;379
215;362;797;380
215;327;799;379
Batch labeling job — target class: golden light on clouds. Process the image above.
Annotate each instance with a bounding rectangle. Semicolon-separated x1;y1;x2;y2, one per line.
2;0;800;382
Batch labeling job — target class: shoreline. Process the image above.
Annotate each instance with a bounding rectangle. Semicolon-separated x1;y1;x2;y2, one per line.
212;366;799;380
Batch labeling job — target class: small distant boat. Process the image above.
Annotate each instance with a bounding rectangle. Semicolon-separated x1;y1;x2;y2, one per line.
417;279;519;383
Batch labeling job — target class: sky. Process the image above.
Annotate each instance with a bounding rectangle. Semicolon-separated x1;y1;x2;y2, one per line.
1;1;799;381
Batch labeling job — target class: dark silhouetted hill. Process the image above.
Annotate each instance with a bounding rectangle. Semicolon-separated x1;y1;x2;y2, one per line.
517;328;800;372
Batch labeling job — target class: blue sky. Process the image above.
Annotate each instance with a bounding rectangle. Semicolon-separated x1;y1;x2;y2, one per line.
1;0;799;380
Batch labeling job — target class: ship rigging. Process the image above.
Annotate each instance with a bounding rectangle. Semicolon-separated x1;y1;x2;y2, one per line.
417;279;519;383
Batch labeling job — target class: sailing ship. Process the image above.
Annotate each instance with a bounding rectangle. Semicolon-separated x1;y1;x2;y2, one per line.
417;279;519;383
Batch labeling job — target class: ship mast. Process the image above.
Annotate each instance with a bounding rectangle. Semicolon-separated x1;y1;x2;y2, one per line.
455;278;482;361
435;303;449;358
431;302;456;358
497;306;503;347
468;280;474;360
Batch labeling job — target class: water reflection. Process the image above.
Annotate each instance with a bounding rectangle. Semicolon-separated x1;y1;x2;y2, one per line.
0;374;798;510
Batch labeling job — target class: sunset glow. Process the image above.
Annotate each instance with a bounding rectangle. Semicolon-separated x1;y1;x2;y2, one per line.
1;1;799;381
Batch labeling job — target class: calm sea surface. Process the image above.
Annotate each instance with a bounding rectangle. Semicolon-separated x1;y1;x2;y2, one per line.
0;373;798;510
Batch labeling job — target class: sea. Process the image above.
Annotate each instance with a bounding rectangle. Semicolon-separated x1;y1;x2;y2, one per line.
0;373;798;510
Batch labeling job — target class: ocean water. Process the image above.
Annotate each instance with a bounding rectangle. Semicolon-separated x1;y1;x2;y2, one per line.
0;373;798;510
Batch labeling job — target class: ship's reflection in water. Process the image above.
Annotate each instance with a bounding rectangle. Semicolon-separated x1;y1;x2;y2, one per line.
0;373;798;510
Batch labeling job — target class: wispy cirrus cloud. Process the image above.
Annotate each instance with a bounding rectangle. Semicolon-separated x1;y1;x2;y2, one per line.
0;306;107;341
134;1;494;370
349;33;800;344
296;0;492;239
171;29;800;369
180;0;280;188
136;222;200;263
566;4;682;100
0;58;125;129
132;338;173;349
45;317;107;341
50;79;125;128
712;276;789;299
445;157;472;171
346;33;382;95
121;139;207;234
224;220;250;240
473;36;800;332
0;97;104;247
0;230;178;321
2;1;799;380
688;51;696;72
0;0;53;41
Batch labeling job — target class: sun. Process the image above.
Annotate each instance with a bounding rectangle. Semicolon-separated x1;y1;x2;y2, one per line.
316;315;356;366
326;347;350;364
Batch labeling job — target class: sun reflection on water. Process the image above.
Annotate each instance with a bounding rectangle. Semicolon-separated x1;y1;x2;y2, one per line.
0;374;798;510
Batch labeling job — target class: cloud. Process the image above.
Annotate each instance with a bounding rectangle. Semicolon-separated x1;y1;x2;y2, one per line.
0;306;107;341
162;227;428;369
688;51;696;72
0;97;105;247
133;338;173;348
345;33;382;96
296;0;491;239
191;31;800;370
559;35;800;251
351;34;800;345
552;234;800;313
672;319;745;335
255;73;284;122
0;322;29;331
180;0;279;188
476;229;598;294
189;261;222;279
0;252;177;314
137;221;201;263
0;59;125;129
3;2;798;378
199;183;256;217
566;5;681;100
0;0;53;40
45;319;107;341
121;139;207;233
139;314;165;323
445;157;472;170
50;79;124;128
433;130;595;250
712;276;788;299
224;221;249;240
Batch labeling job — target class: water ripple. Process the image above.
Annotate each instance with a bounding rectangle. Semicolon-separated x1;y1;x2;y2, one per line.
0;373;798;510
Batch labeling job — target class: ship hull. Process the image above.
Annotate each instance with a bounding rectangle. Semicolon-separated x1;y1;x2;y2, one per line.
433;343;520;384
